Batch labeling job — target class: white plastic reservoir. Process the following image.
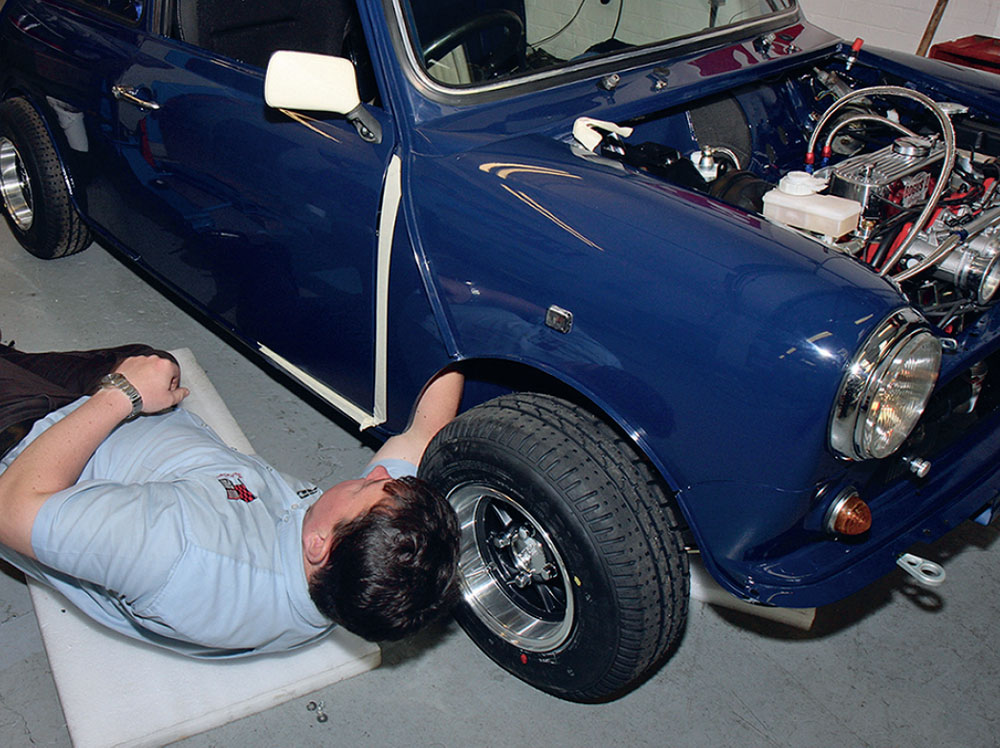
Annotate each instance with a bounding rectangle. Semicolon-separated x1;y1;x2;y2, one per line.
763;171;862;238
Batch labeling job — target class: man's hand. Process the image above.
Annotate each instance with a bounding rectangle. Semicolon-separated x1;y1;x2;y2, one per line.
114;355;189;414
0;353;188;558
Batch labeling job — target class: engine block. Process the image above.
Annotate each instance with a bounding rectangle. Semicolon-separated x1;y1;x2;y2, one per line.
825;136;944;215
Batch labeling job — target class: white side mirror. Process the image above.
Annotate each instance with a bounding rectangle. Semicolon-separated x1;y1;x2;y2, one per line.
264;51;381;143
264;51;361;113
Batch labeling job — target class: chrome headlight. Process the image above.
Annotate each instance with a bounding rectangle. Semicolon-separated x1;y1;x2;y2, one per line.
830;309;942;460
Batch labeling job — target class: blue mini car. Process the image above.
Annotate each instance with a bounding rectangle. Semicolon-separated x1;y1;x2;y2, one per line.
2;0;1000;702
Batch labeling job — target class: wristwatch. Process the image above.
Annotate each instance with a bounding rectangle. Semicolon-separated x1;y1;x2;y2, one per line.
99;373;143;419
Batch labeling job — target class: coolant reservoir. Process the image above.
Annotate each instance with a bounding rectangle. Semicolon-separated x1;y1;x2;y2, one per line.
762;171;862;237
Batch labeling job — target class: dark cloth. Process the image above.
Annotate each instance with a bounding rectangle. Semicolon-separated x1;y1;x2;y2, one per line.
0;342;177;458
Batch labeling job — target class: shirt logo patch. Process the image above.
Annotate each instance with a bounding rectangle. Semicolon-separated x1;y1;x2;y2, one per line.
219;475;257;503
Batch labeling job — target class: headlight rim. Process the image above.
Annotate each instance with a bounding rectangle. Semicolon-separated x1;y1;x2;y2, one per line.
829;308;942;461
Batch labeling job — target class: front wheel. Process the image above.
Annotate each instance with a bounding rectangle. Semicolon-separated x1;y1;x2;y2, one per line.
420;392;688;702
0;98;90;259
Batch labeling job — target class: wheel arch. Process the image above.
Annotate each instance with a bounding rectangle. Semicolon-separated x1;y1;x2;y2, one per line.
1;89;85;206
450;355;692;533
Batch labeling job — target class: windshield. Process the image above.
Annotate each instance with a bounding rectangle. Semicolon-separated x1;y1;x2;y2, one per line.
400;0;796;87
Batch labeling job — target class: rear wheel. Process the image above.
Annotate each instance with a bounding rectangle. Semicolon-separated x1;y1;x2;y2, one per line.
420;392;688;702
0;98;90;259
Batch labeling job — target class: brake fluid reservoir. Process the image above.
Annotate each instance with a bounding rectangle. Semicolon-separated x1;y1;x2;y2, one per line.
763;171;862;237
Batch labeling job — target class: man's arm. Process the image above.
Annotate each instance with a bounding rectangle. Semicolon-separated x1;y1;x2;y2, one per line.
369;369;464;467
0;355;188;558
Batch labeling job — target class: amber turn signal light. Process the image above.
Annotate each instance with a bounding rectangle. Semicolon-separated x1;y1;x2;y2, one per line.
825;489;872;535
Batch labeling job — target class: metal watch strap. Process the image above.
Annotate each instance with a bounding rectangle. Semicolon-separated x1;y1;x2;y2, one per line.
99;373;143;419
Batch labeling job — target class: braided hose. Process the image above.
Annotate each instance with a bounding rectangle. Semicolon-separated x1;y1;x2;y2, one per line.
822;113;918;151
807;85;956;279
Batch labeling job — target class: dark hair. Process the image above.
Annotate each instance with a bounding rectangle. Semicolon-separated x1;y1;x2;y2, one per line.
308;475;460;641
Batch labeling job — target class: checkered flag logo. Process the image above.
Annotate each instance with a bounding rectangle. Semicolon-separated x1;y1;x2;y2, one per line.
219;476;257;503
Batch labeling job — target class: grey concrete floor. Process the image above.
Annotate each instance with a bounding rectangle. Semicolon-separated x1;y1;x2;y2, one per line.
1;227;999;748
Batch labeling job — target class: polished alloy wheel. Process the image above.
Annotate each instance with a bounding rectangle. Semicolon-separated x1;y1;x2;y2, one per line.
450;483;574;652
0;136;33;230
422;392;688;700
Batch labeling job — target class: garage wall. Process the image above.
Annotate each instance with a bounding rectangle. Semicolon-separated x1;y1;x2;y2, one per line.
798;0;1000;55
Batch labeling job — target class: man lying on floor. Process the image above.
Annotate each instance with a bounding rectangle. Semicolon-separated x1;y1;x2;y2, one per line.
0;340;462;656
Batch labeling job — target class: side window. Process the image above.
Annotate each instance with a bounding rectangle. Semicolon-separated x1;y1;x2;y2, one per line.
74;0;144;22
168;0;379;104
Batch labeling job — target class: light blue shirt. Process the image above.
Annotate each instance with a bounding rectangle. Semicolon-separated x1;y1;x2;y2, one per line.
0;397;415;658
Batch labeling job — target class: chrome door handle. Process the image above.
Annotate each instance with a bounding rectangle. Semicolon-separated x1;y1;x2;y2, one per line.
112;85;160;111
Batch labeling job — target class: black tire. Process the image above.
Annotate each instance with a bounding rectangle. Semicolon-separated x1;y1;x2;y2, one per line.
0;98;90;259
420;392;688;702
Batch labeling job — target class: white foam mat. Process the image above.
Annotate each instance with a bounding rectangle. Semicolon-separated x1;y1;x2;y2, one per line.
27;348;380;747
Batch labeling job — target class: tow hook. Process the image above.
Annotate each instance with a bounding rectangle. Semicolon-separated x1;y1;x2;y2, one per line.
896;553;946;587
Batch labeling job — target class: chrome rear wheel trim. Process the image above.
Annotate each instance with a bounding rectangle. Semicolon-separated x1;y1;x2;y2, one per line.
0;136;33;231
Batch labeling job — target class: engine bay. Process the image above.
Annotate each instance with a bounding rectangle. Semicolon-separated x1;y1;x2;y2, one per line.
590;45;1000;337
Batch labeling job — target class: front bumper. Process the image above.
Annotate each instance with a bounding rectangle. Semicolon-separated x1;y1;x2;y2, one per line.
691;346;1000;608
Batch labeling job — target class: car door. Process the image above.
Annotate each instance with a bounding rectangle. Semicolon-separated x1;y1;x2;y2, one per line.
95;0;396;424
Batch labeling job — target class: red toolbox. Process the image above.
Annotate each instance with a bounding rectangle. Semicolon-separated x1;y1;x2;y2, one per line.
930;35;1000;74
